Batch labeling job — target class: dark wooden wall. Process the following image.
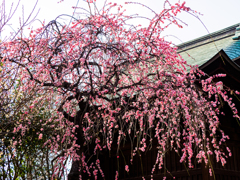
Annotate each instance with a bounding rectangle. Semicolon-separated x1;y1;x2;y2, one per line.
99;103;240;180
100;142;240;180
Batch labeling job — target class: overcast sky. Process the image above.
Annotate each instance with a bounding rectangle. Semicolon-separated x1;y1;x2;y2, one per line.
3;0;240;44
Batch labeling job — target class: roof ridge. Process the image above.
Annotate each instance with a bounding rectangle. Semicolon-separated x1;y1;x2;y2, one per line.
177;23;240;51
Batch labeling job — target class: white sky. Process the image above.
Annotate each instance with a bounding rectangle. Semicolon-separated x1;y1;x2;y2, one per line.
3;0;240;44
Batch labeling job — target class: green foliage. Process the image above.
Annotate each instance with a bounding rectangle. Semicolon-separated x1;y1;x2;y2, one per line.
0;106;58;180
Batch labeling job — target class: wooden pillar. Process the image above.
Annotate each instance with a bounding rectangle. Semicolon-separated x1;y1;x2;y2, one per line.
201;162;214;180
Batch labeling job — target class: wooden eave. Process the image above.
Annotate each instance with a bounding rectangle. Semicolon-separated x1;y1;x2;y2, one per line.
200;49;240;90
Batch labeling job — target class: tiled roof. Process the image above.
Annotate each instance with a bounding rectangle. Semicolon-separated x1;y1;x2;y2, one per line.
224;40;240;59
177;23;240;67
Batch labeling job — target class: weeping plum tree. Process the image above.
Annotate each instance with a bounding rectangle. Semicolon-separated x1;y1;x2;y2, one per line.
0;0;239;179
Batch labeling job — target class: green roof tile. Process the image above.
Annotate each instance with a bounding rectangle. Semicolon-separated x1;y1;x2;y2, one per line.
224;40;240;59
177;23;240;67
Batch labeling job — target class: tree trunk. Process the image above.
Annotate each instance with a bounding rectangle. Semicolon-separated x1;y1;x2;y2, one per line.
68;159;81;180
68;124;85;180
